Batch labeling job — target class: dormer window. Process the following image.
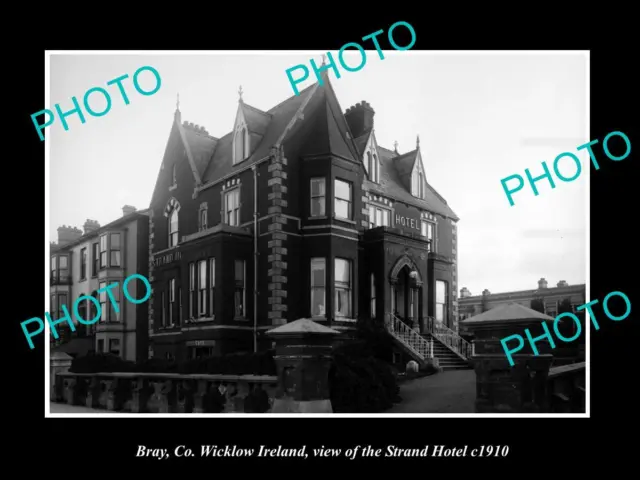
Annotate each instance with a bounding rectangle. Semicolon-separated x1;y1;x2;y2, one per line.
411;160;426;199
365;151;379;183
233;125;248;165
164;197;181;248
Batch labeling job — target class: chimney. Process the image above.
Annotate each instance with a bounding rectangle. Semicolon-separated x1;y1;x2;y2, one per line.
557;280;568;288
460;287;471;298
57;225;83;245
344;101;375;138
83;219;101;234
122;205;137;217
538;278;548;289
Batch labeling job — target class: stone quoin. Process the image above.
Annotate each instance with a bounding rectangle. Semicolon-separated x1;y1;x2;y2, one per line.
285;21;417;95
31;65;162;141
500;130;632;206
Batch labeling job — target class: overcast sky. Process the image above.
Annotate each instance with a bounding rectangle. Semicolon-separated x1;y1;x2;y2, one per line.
48;52;587;295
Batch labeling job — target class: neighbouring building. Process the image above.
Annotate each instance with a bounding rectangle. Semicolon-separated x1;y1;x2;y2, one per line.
49;206;150;361
458;278;586;335
148;71;459;362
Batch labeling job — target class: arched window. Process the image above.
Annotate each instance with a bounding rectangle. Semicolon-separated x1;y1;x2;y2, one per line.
366;152;372;177
234;126;247;164
169;209;179;247
373;154;379;183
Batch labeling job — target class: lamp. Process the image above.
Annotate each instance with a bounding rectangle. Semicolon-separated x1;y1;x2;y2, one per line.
409;269;418;279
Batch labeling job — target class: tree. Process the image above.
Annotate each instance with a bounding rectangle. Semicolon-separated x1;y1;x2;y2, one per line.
530;297;545;313
558;298;573;314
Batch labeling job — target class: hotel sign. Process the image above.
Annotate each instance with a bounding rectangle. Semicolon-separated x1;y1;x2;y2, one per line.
395;214;420;231
154;251;181;267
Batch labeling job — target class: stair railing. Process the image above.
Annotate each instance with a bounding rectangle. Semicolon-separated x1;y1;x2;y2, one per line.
385;314;433;361
424;316;472;361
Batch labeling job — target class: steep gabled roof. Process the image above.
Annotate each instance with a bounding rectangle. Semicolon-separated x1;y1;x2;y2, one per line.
180;124;218;179
363;145;459;221
394;149;419;191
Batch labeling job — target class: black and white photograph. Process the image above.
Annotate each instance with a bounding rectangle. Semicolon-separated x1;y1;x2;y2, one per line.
44;51;591;417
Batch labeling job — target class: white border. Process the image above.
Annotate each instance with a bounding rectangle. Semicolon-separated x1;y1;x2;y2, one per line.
45;50;590;418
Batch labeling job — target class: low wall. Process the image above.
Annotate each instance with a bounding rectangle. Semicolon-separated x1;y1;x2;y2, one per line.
547;361;585;413
52;372;278;413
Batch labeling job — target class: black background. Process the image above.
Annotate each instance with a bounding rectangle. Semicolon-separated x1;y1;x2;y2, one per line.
9;8;637;473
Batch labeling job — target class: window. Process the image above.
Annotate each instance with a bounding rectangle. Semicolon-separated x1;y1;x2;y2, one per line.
50;256;57;283
334;179;352;220
99;281;107;322
109;338;120;356
161;291;166;327
367;152;372;177
368;205;390;228
370;273;376;318
189;263;195;318
373;154;379;183
436;280;448;324
234;260;246;318
233;126;248;164
58;294;68;321
110;233;121;267
224;189;240;226
419;171;425;199
421;220;435;251
179;287;183;324
110;284;121;322
97;339;104;353
169;279;176;325
310;258;326;317
172;164;177;185
310;178;326;217
80;248;87;280
209;258;216;317
92;243;99;276
198;260;207;317
169;209;179;247
99;234;108;268
57;256;69;283
334;258;352;318
200;208;208;231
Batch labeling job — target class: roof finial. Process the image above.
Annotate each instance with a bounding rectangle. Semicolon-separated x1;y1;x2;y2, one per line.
238;85;244;102
321;54;327;66
176;93;180;111
416;134;420;149
393;140;399;152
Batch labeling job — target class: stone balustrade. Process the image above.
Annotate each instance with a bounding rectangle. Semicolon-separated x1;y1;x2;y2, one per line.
547;361;585;413
51;371;278;413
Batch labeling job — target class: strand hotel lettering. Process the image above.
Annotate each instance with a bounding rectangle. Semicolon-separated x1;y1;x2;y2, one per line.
395;214;421;230
21;273;151;349
500;290;631;366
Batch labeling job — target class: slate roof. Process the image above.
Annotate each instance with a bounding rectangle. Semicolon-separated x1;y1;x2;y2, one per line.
164;73;457;221
460;303;555;324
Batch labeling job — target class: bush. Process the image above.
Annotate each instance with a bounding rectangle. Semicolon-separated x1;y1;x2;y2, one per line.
328;320;400;413
69;353;136;373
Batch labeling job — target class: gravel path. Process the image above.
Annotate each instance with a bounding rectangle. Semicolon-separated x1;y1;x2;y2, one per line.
388;370;476;413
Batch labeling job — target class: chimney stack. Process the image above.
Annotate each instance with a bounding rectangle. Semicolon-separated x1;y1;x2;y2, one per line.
557;280;568;288
122;205;137;217
538;278;548;289
344;101;375;139
460;287;471;298
83;219;100;234
57;225;83;245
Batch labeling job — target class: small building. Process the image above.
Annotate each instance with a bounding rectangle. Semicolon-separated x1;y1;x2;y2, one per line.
49;206;150;361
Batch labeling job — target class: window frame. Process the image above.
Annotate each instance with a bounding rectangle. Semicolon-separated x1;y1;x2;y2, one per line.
209;258;216;319
234;259;246;319
197;260;207;318
310;177;326;218
99;281;108;323
310;258;326;319
435;280;448;324
80;248;87;280
334;258;352;319
109;232;121;267
334;178;353;220
92;242;99;276
189;262;195;319
169;278;176;326
224;188;241;227
168;209;179;247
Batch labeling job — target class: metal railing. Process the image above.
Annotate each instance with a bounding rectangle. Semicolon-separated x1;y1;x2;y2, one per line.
424;316;472;361
385;314;433;362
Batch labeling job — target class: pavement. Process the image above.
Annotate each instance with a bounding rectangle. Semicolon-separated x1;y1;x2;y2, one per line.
388;369;476;414
49;402;118;414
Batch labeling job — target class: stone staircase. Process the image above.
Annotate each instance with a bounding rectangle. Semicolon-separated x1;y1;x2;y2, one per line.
424;334;471;370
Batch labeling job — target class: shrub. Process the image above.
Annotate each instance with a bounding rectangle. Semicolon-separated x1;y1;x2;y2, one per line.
69;353;136;373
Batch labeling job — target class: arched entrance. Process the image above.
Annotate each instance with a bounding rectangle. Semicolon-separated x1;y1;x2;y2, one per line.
389;255;423;328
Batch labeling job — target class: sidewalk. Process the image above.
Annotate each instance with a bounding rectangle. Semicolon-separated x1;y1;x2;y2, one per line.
49;402;118;414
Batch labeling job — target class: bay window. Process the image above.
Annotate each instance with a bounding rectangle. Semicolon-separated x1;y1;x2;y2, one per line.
209;258;216;317
310;178;326;217
310;258;326;318
225;189;240;226
198;260;207;317
334;179;352;220
334;258;352;318
234;260;246;318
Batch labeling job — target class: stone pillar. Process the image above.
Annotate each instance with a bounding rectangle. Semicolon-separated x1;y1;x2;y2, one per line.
266;318;340;413
50;352;73;401
463;316;554;413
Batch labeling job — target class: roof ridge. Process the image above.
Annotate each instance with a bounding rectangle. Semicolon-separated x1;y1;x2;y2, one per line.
267;83;317;113
242;102;273;117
